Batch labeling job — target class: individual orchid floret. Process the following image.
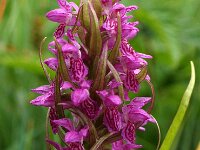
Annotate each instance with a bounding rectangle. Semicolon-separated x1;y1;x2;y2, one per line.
30;84;54;107
46;0;78;25
30;81;71;107
97;90;122;131
120;97;155;146
53;118;88;149
71;86;99;120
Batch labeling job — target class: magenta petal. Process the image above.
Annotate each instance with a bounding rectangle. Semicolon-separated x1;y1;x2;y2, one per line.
112;3;126;16
31;85;51;94
70;58;88;82
80;80;92;89
136;52;153;59
96;90;108;100
129;97;151;109
69;2;79;12
104;107;122;131
53;118;74;131
49;108;59;134
61;81;72;90
30;93;54;107
107;80;123;89
106;95;122;106
122;121;136;144
48;39;68;54
80;98;99;119
112;140;142;150
124;70;140;93
46;9;68;23
71;89;89;106
68;143;84;150
120;55;143;70
44;58;58;71
65;131;82;143
124;90;130;101
123;143;143;149
79;126;89;137
120;40;136;56
126;109;155;127
54;23;66;39
126;5;138;12
62;43;78;53
57;0;70;11
112;140;124;150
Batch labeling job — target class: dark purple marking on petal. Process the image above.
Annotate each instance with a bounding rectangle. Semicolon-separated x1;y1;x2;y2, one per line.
54;23;66;39
125;71;139;93
49;108;59;134
104;107;122;131
120;40;135;56
57;0;72;12
70;58;87;82
65;131;82;143
80;99;99;120
126;5;138;12
68;143;84;150
104;19;118;31
122;121;136;144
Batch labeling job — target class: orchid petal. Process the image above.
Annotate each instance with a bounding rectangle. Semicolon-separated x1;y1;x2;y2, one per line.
65;131;83;143
71;89;89;106
31;85;51;94
44;58;58;71
30;93;54;107
46;9;69;23
53;118;74;131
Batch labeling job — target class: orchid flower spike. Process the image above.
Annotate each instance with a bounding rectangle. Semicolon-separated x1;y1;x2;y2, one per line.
30;0;156;149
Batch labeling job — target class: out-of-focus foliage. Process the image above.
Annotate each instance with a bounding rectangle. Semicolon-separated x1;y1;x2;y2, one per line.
0;0;199;149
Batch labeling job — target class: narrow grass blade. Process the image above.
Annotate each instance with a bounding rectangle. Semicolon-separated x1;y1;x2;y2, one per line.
159;61;195;150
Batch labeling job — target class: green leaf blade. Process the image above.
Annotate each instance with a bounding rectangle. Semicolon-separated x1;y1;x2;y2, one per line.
160;61;195;150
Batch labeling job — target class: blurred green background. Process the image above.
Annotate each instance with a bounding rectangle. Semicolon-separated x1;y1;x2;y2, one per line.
0;0;199;149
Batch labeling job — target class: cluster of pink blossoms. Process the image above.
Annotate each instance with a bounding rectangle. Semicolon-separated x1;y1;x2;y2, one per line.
30;0;155;149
